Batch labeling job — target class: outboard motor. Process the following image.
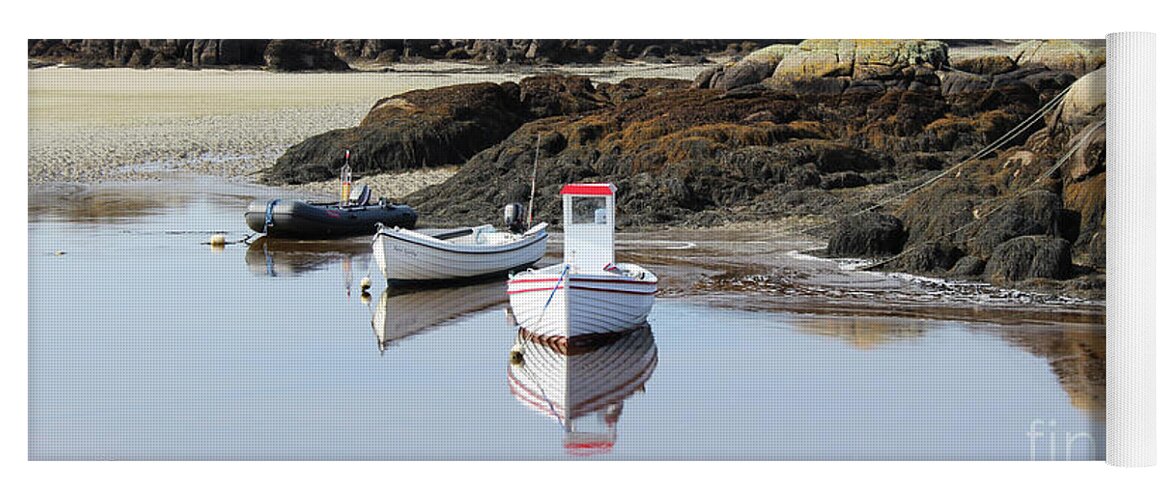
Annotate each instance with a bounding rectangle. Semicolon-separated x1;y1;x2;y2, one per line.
503;202;526;233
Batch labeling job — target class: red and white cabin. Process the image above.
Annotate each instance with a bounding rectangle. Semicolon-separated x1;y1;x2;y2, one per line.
507;183;658;339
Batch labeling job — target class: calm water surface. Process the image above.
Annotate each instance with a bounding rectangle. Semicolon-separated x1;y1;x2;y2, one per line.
28;177;1105;460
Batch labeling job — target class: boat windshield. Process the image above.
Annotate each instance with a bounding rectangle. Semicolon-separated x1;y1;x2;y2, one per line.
570;196;608;225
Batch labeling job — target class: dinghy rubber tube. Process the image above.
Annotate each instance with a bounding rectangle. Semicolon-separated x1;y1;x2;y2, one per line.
245;199;417;239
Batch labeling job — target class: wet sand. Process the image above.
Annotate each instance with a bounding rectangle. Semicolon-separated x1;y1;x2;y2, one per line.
28;177;1104;325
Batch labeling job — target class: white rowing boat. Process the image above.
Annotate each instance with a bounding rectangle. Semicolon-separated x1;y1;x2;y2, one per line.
372;222;548;284
507;183;657;339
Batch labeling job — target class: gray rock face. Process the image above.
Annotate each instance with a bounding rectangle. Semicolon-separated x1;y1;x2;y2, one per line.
263;40;350;71
29;39;781;69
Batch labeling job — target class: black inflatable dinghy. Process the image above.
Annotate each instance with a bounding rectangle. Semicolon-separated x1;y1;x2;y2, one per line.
245;189;417;239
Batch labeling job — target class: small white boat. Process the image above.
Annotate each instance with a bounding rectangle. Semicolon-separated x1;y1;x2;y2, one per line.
507;183;657;339
373;220;548;285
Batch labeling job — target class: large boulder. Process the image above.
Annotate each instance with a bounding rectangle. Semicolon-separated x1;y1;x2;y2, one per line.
886;240;963;273
985;235;1072;282
695;44;798;90
1062;121;1107;269
769;39;948;83
518;74;605;118
1054;68;1106;129
827;213;908;257
265;82;527;184
950;53;1017;75
962;190;1063;258
1009;40;1104;76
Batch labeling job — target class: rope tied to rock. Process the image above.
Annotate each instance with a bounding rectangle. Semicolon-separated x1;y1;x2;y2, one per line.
783;83;1075;238
856;118;1105;272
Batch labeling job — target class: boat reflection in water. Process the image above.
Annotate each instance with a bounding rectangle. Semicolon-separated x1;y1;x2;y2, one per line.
507;323;657;456
244;236;372;278
371;281;506;353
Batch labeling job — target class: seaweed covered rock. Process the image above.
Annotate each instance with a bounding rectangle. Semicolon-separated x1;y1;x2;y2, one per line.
886;240;963;273
950;255;986;277
266;82;528;184
827;213;907;257
518;74;604;118
950;53;1017;75
962;190;1063;258
985;235;1072;283
405;58;1056;228
405;84;820;226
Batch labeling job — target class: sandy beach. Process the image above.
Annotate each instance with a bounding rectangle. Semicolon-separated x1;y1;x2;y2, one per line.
28;63;710;189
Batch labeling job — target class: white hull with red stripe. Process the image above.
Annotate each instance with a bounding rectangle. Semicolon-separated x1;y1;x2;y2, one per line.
507;263;657;338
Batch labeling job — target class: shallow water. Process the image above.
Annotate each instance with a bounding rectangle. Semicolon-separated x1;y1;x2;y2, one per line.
28;177;1104;460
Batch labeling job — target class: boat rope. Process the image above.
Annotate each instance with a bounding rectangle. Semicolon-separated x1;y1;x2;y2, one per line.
856;118;1104;272
781;83;1073;237
532;264;572;329
199;232;259;246
541;264;571;314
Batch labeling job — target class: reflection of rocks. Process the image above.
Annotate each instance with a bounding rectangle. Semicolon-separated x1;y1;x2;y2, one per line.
792;316;925;350
1000;326;1105;419
371;283;506;353
508;324;657;455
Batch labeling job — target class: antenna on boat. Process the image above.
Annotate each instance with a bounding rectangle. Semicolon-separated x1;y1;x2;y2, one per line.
526;134;540;229
341;149;353;207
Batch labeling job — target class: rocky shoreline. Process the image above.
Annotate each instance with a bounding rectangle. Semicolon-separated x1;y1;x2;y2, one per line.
28;39;1107;299
29;39;784;71
268;39;1106;298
